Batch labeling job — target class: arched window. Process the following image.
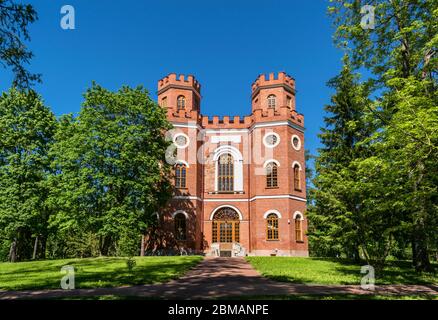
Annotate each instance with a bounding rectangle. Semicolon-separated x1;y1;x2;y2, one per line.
266;162;278;188
287;96;292;108
293;164;301;191
177;96;186;110
267;95;276;109
174;213;186;240
218;154;234;192
212;207;240;243
175;164;186;188
295;214;303;242
266;213;279;240
161;96;167;107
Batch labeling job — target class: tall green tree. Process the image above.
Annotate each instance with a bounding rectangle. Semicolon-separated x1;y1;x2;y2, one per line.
0;88;56;261
48;83;173;256
0;0;40;88
326;0;438;271
308;57;385;264
374;76;438;271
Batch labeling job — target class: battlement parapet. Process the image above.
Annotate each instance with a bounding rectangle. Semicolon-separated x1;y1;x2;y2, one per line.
251;72;295;93
158;73;201;93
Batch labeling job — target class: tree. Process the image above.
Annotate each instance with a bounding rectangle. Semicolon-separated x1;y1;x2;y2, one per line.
328;0;438;271
0;0;40;88
376;76;438;271
308;56;392;266
0;88;56;261
48;83;173;256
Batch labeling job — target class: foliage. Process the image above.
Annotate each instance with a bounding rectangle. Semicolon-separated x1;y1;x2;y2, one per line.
47;83;173;257
0;88;56;261
0;0;40;88
308;57;392;266
310;0;438;271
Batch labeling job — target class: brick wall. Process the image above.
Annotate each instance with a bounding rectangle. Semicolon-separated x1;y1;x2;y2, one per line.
158;72;308;257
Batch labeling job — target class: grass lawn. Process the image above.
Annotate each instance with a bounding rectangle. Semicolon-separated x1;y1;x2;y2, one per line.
0;256;203;291
247;257;438;285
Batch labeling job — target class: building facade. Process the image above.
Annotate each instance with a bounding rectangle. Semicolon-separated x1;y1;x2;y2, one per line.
158;72;308;257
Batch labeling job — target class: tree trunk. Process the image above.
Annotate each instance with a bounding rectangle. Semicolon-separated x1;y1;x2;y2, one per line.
99;236;112;256
32;236;39;260
412;233;432;272
140;235;145;256
411;161;432;272
9;239;17;263
40;236;47;259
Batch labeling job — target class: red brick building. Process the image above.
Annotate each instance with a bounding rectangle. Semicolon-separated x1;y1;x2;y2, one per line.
157;72;308;257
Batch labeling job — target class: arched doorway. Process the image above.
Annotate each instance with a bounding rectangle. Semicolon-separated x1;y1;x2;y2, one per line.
212;207;240;245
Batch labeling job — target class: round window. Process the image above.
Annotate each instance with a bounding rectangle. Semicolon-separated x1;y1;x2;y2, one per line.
263;132;280;148
266;135;277;146
173;133;189;148
291;135;301;150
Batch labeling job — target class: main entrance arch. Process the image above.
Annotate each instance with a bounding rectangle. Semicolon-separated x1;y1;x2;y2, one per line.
211;207;240;244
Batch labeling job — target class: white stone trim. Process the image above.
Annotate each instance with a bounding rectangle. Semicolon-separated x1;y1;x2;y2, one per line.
174;194;307;203
263;159;280;168
212;145;243;161
293;211;304;220
292;161;302;170
263;210;282;219
209;205;243;221
171;120;305;133
175;159;190;168
172;122;199;129
251;195;306;202
205;129;248;134
263;132;280;148
173;133;190;149
291;134;302;151
172;210;189;219
203;198;247;202
211;135;241;144
173;196;202;201
213;145;244;192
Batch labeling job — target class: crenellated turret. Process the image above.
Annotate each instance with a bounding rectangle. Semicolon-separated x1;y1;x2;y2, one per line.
157;73;202;121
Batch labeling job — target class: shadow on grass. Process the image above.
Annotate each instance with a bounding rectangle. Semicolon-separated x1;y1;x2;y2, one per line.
0;256;203;291
248;257;437;285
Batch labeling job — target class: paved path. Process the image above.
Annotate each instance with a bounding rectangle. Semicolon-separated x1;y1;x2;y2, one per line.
1;257;437;299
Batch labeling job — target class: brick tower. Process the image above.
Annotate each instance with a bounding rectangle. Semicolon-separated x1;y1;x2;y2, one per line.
156;72;308;257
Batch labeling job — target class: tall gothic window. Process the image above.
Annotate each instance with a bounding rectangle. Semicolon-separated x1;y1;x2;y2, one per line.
267;94;276;109
287;96;292;108
266;162;278;188
174;213;186;240
266;213;279;240
218;154;234;192
177;95;186;110
295;214;303;242
161;96;167;107
175;164;186;188
293;164;301;191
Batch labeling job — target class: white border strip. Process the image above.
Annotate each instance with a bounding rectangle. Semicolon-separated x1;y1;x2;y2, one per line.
173;194;307;203
172;120;305;133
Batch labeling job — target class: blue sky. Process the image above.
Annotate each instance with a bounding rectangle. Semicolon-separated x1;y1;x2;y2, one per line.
0;0;343;161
